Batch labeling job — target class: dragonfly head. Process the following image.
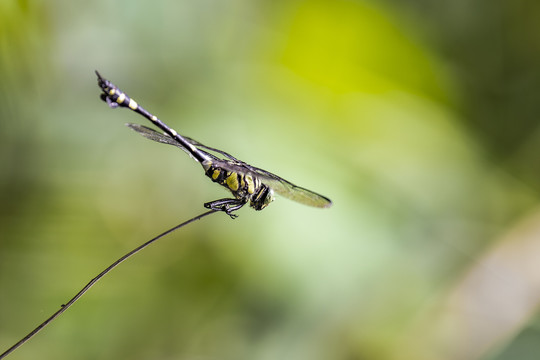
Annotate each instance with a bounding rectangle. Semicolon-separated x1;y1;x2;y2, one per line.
250;186;274;211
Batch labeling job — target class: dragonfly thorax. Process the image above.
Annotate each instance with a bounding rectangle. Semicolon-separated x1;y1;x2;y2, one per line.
203;161;274;210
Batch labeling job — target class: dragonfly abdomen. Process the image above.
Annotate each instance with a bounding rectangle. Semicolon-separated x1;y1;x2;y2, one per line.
96;71;208;164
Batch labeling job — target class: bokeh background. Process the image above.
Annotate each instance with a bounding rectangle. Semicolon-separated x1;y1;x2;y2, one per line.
2;0;540;359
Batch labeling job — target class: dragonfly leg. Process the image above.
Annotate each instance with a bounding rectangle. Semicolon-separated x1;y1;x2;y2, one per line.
204;198;247;219
100;93;119;109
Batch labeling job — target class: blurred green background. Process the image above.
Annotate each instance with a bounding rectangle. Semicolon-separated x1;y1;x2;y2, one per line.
2;0;540;359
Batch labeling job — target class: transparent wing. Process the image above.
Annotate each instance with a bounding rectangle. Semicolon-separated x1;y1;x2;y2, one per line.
126;123;218;161
127;123;332;208
252;168;333;208
181;136;241;162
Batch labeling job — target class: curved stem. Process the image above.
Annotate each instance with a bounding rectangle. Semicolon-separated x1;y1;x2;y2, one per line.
0;209;219;359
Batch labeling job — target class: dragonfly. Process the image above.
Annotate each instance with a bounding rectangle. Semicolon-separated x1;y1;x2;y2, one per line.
96;71;332;218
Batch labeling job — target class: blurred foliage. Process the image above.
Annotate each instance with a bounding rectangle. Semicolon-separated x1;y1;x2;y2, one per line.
1;0;540;359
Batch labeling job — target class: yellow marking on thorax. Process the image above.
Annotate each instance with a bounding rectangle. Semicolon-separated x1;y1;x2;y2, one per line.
212;169;221;180
245;175;255;194
240;175;246;189
128;99;138;110
226;173;239;191
108;89;115;96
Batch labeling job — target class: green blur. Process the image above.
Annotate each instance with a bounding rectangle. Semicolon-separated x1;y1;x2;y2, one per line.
1;1;540;359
